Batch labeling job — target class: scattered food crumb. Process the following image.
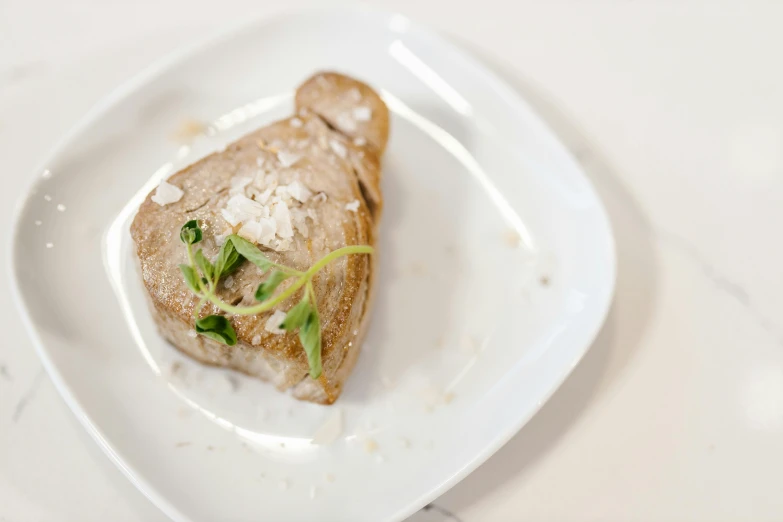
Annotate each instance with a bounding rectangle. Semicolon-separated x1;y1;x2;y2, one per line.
172;119;207;142
279;479;290;491
175;441;191;448
45;242;54;249
503;228;521;248
44;194;52;202
309;485;318;500
56;204;66;212
363;438;379;453
324;473;336;483
225;374;241;392
539;275;551;287
252;335;262;346
34;220;42;226
169;361;183;376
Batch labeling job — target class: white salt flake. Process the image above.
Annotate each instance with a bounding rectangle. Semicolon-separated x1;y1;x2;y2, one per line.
353;106;372;121
345;200;360;212
265;310;287;335
312;408;343;445
256;157;265;168
353;137;367;146
286;180;312;202
251;335;262;346
277;151;301;167
255;187;274;205
348;87;362;102
290;117;303;128
220;208;241;227
151;181;184;206
329;139;347;159
256;218;277;246
56;204;66;212
273;201;294;238
336;112;357;132
313;192;327;203
187;330;198;338
45;242;54;249
237;221;264;243
223;193;267;226
41;169;52;179
43;194;52;202
229;176;253;194
214;233;228;247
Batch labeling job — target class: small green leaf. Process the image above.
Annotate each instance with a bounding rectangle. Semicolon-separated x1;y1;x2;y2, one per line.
195;315;237;345
214;238;244;280
180;220;203;244
227;234;273;273
280;299;311;331
179;264;200;293
255;270;290;302
299;307;322;379
194;249;214;281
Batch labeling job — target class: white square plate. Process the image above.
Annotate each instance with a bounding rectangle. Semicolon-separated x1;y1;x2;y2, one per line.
9;8;615;522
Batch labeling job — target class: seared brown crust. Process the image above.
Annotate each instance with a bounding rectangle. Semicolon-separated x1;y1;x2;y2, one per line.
131;72;388;403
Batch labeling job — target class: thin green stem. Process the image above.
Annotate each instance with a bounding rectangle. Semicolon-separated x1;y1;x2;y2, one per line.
202;244;374;316
304;245;374;278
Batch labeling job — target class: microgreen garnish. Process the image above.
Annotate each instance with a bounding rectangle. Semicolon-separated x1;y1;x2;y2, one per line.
178;220;373;379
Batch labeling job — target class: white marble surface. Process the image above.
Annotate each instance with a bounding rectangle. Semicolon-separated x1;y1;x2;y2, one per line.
2;1;783;521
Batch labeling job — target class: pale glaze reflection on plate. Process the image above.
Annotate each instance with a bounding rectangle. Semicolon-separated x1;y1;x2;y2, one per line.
9;8;615;522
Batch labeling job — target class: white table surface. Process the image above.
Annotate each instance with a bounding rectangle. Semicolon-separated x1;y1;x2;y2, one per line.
3;1;783;521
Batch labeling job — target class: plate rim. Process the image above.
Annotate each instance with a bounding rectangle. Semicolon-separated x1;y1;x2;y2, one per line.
7;6;617;522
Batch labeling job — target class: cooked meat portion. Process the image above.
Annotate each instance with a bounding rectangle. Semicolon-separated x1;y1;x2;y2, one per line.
131;72;388;403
